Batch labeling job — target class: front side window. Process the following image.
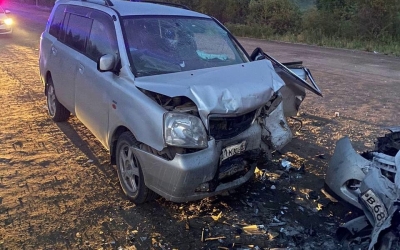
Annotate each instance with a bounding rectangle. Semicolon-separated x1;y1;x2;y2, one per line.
122;16;248;77
87;12;118;61
64;13;92;53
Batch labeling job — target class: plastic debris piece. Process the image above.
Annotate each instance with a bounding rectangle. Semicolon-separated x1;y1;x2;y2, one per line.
212;211;222;221
281;159;292;171
272;216;281;223
243;225;266;234
204;236;226;241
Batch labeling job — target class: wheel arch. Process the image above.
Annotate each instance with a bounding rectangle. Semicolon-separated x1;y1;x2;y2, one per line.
110;125;131;165
44;71;52;96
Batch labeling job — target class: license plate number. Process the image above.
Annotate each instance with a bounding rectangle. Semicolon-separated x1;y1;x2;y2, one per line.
220;141;246;163
361;189;388;227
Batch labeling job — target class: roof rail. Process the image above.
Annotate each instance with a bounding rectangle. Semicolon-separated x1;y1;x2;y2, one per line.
130;0;190;10
81;0;114;7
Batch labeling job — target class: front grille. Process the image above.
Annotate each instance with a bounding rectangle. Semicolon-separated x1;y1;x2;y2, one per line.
208;110;257;140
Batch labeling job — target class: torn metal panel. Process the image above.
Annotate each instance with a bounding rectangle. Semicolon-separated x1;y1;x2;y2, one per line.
261;102;293;150
134;60;285;127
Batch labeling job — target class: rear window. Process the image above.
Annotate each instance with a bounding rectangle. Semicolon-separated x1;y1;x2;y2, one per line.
49;5;66;38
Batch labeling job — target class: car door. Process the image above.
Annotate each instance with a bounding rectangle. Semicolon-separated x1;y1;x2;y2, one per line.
43;5;75;113
74;11;119;146
46;8;93;114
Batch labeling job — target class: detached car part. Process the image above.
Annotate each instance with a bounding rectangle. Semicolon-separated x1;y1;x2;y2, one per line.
325;128;400;249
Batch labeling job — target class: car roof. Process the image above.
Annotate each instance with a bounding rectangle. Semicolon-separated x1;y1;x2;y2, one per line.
56;0;210;18
112;1;209;18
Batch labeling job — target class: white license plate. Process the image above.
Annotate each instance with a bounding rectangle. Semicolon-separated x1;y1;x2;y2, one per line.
361;189;388;227
220;141;246;163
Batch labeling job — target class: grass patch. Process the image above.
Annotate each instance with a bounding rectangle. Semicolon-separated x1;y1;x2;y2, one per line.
226;24;400;56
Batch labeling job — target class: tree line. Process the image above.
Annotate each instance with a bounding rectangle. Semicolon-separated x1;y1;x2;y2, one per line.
168;0;400;54
169;0;399;41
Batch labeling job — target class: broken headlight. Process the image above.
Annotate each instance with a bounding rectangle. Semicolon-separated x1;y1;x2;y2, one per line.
164;112;208;149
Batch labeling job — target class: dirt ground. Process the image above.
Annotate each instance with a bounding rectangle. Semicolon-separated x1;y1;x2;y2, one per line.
1;3;400;250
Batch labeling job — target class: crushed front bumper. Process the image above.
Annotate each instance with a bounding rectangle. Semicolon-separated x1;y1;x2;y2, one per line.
133;122;262;202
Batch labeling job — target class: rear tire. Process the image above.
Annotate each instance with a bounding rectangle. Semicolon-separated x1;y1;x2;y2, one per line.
116;132;158;204
46;77;70;122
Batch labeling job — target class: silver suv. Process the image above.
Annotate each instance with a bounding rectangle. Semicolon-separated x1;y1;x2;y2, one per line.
39;0;321;203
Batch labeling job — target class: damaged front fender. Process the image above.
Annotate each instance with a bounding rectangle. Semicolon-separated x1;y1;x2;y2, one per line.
260;101;293;151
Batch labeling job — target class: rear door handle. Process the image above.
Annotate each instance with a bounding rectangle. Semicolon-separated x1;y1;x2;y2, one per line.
78;64;85;74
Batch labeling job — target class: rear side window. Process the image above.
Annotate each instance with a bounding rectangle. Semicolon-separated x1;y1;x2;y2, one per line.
64;14;92;53
49;5;66;38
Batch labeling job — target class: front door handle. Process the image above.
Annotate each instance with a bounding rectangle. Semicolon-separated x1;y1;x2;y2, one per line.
51;46;57;56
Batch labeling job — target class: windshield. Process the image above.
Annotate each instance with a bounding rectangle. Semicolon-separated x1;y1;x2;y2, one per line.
122;16;249;77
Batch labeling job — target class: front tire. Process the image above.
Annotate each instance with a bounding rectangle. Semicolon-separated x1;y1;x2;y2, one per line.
46;77;70;122
116;132;157;204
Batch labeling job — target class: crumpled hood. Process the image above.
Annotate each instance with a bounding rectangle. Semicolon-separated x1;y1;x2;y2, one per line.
134;60;285;122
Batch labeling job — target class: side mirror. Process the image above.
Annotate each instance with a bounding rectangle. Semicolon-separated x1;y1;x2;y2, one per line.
250;47;266;61
5;10;11;14
97;54;116;72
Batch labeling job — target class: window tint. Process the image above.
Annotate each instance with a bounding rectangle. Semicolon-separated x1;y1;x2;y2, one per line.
64;14;92;53
49;5;66;38
87;12;118;61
